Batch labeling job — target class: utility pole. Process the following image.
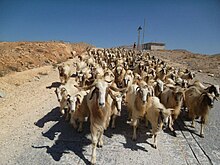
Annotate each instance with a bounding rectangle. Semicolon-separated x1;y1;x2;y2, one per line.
142;18;146;49
137;26;142;51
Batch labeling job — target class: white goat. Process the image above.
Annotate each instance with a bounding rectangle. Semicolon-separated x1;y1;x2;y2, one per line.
145;97;173;148
58;63;72;84
69;90;89;132
126;81;150;140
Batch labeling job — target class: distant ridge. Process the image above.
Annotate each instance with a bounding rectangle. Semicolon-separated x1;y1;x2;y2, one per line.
212;53;220;56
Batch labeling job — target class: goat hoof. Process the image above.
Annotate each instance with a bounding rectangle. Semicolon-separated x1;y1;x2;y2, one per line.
97;141;103;148
91;159;96;165
77;129;82;133
152;144;157;149
72;125;77;129
172;131;177;137
200;134;204;138
132;137;137;141
97;144;103;148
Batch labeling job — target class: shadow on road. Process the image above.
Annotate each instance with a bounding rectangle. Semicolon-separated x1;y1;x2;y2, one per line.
104;105;149;152
46;82;61;89
33;106;91;164
34;106;61;128
33;105;199;164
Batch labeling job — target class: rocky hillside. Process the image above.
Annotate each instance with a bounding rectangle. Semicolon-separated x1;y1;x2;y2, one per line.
0;41;93;77
149;50;220;78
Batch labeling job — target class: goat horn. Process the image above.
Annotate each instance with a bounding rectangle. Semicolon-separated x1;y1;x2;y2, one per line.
104;79;113;84
74;81;96;90
75;94;81;98
203;82;212;85
110;85;127;92
108;89;116;99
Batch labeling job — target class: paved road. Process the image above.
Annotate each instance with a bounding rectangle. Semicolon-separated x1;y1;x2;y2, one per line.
0;67;219;165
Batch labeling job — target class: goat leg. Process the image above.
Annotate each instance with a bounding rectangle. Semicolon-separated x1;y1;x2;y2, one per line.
132;118;138;141
91;130;98;165
200;116;205;138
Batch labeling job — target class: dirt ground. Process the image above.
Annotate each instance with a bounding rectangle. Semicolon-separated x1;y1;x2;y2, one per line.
0;42;92;77
0;42;220;164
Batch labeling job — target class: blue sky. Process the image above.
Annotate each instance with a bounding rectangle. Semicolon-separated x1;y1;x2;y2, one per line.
0;0;220;54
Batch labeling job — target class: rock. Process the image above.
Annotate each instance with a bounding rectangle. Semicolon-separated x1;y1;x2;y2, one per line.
198;70;202;73
208;73;214;77
0;91;6;98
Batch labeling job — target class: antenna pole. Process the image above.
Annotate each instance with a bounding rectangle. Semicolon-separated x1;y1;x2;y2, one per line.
142;18;146;49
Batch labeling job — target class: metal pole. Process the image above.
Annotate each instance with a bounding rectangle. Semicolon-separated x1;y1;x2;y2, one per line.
137;30;140;50
137;26;142;50
142;18;146;49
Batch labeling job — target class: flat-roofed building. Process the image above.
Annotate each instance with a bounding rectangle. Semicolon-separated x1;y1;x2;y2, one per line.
142;42;165;50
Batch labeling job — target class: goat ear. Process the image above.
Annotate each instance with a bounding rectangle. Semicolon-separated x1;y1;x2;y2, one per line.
67;94;71;101
76;97;81;104
108;89;116;100
136;86;140;93
90;87;98;100
76;94;81;103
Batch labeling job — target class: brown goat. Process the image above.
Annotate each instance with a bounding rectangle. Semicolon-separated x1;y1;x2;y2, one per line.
185;87;216;137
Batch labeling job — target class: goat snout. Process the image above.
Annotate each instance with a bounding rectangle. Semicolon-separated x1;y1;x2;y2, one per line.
210;101;214;107
162;122;168;130
99;102;105;107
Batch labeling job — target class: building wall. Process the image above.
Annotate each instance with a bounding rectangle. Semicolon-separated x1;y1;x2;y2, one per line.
142;43;165;50
150;45;165;50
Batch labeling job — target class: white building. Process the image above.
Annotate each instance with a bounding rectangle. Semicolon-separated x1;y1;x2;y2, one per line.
142;42;165;50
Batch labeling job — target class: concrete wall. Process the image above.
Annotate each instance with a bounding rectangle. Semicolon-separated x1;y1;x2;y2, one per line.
150;45;165;50
142;43;165;50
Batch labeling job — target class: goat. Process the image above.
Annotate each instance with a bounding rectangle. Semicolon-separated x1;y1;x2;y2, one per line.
145;96;173;148
126;81;150;140
156;67;167;81
184;86;216;137
55;78;78;117
191;80;220;98
180;71;195;83
114;65;126;88
123;70;134;88
160;86;184;134
81;79;125;164
154;79;164;97
69;90;89;132
108;90;124;128
58;63;72;84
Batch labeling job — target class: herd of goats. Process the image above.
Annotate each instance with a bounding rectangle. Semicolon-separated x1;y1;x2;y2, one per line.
55;48;219;164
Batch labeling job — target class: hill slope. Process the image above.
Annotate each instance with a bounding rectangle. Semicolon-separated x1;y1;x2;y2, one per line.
0;41;92;76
